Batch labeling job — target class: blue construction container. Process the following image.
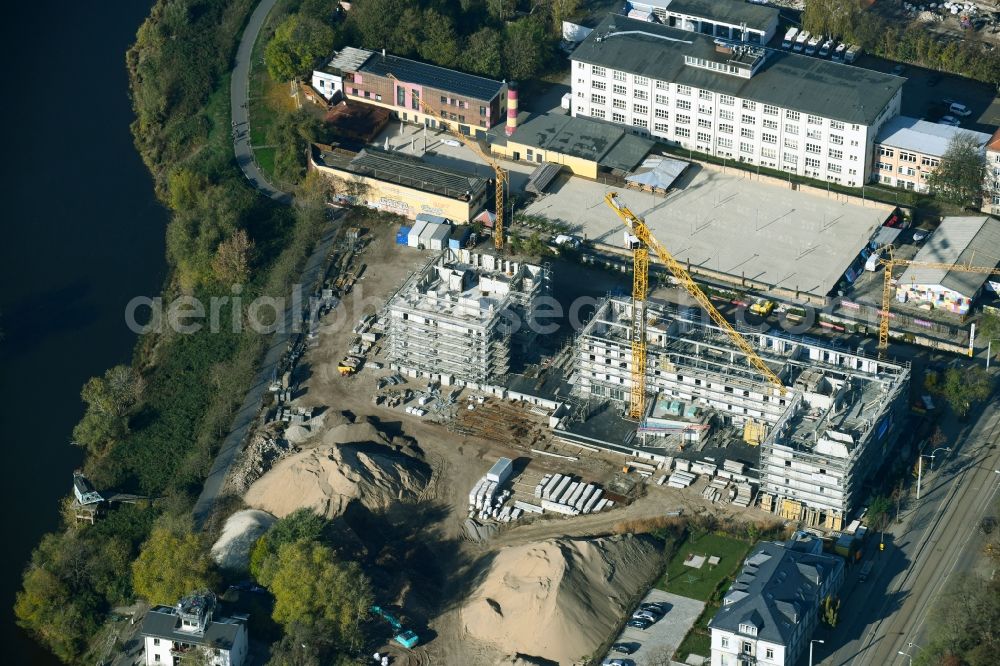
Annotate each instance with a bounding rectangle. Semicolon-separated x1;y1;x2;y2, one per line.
448;226;471;249
395;226;411;245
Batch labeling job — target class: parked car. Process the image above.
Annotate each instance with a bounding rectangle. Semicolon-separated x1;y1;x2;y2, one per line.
926;73;942;86
612;643;638;655
949;102;972;117
641;601;670;613
892;63;906;75
912;229;929;243
627;618;652;629
942;97;961;106
602;660;630;666
750;298;775;316
938;115;961;127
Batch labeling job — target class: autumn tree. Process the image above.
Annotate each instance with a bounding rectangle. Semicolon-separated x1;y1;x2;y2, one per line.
928;132;989;208
167;168;208;211
268;540;373;651
550;0;581;33
935;366;994;418
250;508;326;585
265;14;335;81
72;365;145;455
132;517;218;606
351;0;407;49
212;229;254;285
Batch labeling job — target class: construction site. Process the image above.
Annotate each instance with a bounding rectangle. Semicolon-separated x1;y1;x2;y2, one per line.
216;198;917;662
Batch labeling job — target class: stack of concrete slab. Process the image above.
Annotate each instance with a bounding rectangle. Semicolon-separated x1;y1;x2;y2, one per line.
732;483;753;508
668;470;696;488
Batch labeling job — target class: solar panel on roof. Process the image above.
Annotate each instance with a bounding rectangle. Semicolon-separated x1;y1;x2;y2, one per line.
360;54;504;101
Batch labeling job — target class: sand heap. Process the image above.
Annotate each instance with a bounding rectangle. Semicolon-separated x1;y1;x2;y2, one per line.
210;509;277;571
244;419;429;519
462;535;660;664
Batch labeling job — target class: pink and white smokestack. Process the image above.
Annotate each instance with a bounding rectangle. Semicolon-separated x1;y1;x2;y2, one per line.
505;83;518;137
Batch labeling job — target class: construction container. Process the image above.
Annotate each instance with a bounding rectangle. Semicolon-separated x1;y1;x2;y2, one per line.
407;219;430;247
542;474;563;499
427;223;451;251
541;499;580;516
396;226;411;245
551;476;572;502
448;226;472;249
487;457;513;485
582;489;602;514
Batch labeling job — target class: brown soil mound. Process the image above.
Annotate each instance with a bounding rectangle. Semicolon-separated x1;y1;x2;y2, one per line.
244;441;430;519
462;535;660;664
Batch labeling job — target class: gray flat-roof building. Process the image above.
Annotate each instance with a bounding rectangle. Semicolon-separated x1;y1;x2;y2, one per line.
628;0;780;44
872;116;990;193
708;541;844;666
570;14;904;187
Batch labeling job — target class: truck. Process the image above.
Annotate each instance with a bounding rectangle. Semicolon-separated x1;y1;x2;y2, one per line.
805;34;823;55
337;355;363;376
844;44;861;63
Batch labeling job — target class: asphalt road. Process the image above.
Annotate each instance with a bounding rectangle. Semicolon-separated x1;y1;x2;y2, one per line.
811;401;1000;666
231;0;289;203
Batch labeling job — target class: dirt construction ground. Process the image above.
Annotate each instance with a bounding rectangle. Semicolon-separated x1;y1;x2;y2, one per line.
280;220;778;665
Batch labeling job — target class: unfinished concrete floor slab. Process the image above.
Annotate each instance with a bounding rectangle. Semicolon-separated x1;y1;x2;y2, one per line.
526;164;889;298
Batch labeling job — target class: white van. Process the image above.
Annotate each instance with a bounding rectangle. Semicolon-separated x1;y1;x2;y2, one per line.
865;252;881;272
949;102;972;117
782;27;798;49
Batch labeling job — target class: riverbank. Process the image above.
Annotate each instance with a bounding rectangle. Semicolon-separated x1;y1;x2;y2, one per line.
12;0;336;661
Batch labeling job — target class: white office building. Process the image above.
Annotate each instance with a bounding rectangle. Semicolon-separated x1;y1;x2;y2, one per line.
570;13;904;187
139;592;248;666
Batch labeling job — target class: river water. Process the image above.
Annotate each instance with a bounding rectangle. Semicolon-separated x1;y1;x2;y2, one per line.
0;1;165;662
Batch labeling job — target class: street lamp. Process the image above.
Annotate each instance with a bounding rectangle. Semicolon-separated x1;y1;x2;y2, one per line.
917;447;951;500
988;338;1000;370
809;639;825;666
898;650;913;665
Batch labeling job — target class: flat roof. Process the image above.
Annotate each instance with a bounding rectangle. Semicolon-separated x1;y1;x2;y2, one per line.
359;52;504;101
490;112;655;171
900;215;1000;295
662;0;778;31
312;145;488;200
876;116;991;157
571;14;904;125
524;163;885;296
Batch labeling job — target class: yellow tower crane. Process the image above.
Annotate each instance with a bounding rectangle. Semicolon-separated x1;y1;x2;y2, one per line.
877;245;1000;357
386;74;507;251
604;193;786;419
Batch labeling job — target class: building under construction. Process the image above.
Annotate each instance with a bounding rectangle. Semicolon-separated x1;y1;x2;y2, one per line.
387;249;549;385
566;296;909;529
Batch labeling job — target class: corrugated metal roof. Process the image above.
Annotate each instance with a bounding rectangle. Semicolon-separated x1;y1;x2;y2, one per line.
571;14;904;126
899;216;1000;296
875;116;990;158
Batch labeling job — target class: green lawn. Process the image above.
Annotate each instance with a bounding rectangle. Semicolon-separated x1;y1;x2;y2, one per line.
254;146;276;179
655;532;750;601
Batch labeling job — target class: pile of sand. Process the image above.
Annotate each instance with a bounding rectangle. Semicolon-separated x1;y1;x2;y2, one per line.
462;535;660;664
210;509;277;571
244;440;430;519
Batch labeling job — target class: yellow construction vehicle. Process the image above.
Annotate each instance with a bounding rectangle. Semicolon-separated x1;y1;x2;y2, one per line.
386;73;507;251
603;192;785;420
877;245;1000;357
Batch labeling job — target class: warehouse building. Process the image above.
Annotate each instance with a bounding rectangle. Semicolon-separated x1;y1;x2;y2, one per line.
387;249;549;385
872;116;990;193
569;13;904;187
568;296;909;528
488;112;655;178
709;541;844;666
627;0;779;44
309;144;489;222
312;47;507;138
896;215;1000;315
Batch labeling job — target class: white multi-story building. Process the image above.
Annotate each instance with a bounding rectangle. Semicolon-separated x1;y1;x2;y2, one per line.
570;13;905;187
709;540;844;666
139;592;248;666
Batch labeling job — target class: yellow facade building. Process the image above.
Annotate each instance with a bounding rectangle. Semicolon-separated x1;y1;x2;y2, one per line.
310;144;489;223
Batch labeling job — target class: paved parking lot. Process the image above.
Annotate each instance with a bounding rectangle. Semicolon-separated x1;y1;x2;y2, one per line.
603;589;705;666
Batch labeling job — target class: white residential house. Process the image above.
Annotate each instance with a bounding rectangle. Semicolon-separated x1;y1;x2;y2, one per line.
139;592;248;666
569;13;904;187
709;541;844;666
